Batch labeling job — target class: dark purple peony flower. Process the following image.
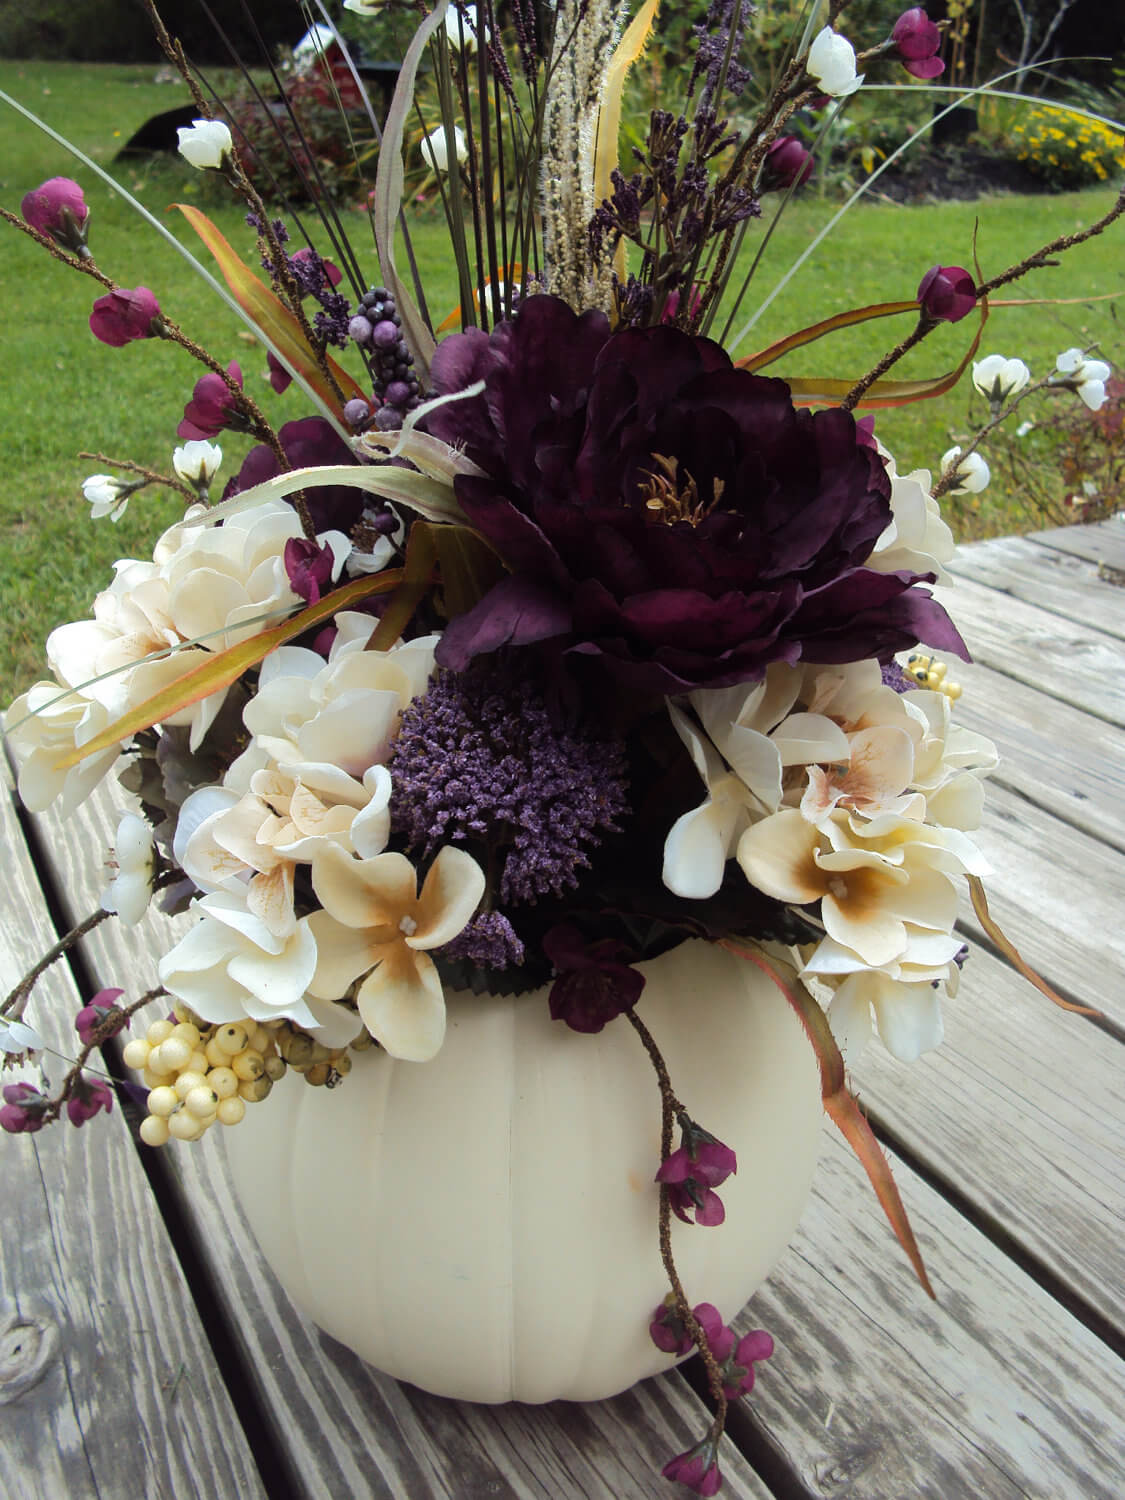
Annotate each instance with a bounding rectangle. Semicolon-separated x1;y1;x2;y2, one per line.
917;265;976;324
75;988;126;1047
761;136;814;192
178;361;244;440
544;923;645;1033
0;1082;49;1134
66;1074;114;1127
892;8;945;79
225;416;365;534
656;1115;737;1226
90;286;162;347
22;176;90;253
422;296;966;700
662;1438;722;1497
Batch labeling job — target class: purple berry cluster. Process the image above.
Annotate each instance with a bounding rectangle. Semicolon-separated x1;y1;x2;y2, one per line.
347;286;422;430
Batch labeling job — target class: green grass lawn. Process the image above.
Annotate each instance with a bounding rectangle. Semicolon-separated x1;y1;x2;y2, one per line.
1;60;1122;702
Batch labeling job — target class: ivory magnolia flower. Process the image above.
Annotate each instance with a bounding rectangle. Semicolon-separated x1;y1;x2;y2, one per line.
828;969;945;1062
737;808;959;967
972;355;1031;408
172;440;222;488
1054;348;1111;411
102;811;155;925
3;681;124;815
940;446;990;495
806;27;863;97
176;118;233;170
307;844;486;1061
867;449;955;583
82;474;131;521
422;125;468;175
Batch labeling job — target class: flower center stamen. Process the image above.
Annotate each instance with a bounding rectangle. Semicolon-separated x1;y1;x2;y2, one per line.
640;452;725;527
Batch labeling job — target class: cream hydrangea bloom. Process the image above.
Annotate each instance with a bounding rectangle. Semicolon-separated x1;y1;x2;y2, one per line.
307;844;486;1062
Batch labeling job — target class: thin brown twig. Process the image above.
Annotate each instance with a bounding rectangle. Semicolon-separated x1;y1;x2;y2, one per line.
78;452;196;501
0;206;115;288
2;910;113;1022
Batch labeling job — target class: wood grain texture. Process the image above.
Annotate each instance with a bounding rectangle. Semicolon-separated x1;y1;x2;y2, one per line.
849;940;1125;1340
964;780;1125;1025
947;654;1125;854
0;775;266;1500
949;534;1125;641
31;789;776;1500
933;573;1125;727
732;1130;1125;1500
1031;519;1125;573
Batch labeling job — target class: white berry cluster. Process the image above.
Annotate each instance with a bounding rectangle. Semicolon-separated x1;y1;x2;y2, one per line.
122;1014;285;1145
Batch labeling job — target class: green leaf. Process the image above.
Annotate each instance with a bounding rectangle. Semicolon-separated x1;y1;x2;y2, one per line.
721;938;935;1299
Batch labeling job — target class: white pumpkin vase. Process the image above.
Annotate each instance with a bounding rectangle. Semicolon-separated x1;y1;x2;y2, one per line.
224;938;824;1403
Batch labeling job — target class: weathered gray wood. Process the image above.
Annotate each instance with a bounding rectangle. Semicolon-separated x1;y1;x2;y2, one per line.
31;787;776;1500
965;779;1125;1026
1030;519;1125;574
933;573;1125;727
0;775;266;1500
733;1130;1125;1499
948;654;1125;854
849;940;1125;1341
950;533;1125;641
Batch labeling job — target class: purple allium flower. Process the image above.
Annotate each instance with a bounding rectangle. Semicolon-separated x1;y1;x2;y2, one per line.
656;1115;737;1226
662;1437;722;1496
66;1074;114;1127
436;910;526;971
21;176;90;253
543;923;645;1033
880;658;914;693
89;286;162;347
917;265;976;324
1;1082;49;1134
284;537;335;604
290;245;343;290
760;137;814;192
389;658;630;906
892;9;945;79
178;361;243;440
75;988;126;1047
422;296;966;700
225;416;366;535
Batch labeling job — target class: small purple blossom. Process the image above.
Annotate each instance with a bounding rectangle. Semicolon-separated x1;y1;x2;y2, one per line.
75;988;127;1047
717;1328;774;1399
917;265;976;324
1;1082;49;1135
760;136;814;192
284;537;335;604
656;1115;737;1226
21;176;90;253
544;924;645;1033
662;1437;722;1497
178;361;244;440
89;286;162;347
66;1074;114;1127
892;9;945;79
650;1298;724;1357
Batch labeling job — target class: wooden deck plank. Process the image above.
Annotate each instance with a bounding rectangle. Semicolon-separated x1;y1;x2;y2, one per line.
30;787;775;1500
0;777;267;1500
965;780;1125;1025
949;533;1125;641
948;656;1125;854
1030;519;1125;573
850;940;1125;1341
733;1130;1125;1500
932;573;1125;727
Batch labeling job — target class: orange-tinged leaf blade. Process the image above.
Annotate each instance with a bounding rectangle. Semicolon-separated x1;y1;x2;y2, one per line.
784;294;990;409
435;264;524;335
968;876;1101;1017
721;938;934;1298
53;570;404;770
175;204;364;415
738;300;920;373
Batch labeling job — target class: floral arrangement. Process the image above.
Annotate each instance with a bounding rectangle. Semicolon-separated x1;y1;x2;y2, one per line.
2;2;1120;1492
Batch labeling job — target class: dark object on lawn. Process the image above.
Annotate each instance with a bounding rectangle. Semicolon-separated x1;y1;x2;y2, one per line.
115;104;200;159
